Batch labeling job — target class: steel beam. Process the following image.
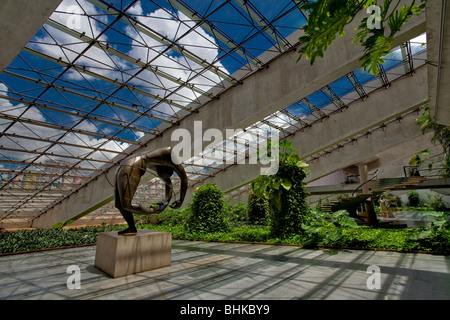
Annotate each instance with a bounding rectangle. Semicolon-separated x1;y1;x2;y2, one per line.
86;0;239;85
44;18;216;100
22;47;193;113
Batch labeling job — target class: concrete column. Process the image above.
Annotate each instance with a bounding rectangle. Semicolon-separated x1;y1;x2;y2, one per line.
358;164;370;193
358;164;377;225
426;0;450;125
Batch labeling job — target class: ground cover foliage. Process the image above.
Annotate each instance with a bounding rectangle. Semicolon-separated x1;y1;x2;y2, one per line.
2;196;449;255
2;138;449;255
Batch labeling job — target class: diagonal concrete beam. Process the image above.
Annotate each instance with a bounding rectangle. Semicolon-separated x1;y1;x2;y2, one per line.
186;66;428;201
31;5;426;228
305;114;434;183
0;0;62;72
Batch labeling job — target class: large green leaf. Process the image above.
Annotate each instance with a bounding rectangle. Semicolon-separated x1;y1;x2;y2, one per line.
298;0;426;76
280;178;292;190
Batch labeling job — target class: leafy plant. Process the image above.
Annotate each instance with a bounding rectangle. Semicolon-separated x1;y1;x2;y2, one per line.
252;140;309;212
297;0;425;75
407;214;450;254
301;210;358;247
354;0;424;75
225;202;249;226
407;190;421;207
407;149;431;176
252;140;310;238
2;210;450;254
247;190;270;225
297;1;364;65
149;206;191;226
186;183;230;234
424;193;449;212
416;106;450;177
0;225;121;254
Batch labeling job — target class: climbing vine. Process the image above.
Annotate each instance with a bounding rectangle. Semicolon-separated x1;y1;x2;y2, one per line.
416;106;450;177
252;140;310;239
186;183;230;234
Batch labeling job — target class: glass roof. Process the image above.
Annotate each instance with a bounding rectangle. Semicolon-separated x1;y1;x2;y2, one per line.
0;0;427;222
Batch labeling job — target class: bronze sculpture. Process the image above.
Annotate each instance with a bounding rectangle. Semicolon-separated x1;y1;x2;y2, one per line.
114;147;188;235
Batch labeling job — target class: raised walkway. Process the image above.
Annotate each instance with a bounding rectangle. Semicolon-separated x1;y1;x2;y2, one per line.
0;240;449;300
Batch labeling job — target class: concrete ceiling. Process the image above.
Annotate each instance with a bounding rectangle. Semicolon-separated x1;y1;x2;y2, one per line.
0;0;62;72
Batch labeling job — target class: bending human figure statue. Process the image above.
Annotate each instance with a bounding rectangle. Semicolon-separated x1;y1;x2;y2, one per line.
114;147;188;235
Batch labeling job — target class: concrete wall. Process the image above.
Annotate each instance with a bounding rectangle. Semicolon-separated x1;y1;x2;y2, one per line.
305;114;434;183
183;66;428;202
307;171;347;187
426;0;450;125
0;0;62;72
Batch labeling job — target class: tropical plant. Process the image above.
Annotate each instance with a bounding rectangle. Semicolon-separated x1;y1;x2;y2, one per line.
247;189;270;225
424;193;449;212
297;0;425;75
407;190;421;207
225;202;249;226
301;210;359;247
252;140;310;238
407;149;430;176
407;212;450;254
416;106;450;177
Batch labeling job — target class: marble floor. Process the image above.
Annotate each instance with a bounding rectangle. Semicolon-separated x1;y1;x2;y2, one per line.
1;240;449;300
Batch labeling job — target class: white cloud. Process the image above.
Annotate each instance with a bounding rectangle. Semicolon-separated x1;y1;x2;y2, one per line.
1;0;233;169
29;0;127;83
124;4;229;110
0;83;130;167
29;0;229;114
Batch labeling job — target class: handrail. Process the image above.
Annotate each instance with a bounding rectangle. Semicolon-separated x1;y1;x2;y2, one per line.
404;151;447;177
352;169;379;197
403;165;448;178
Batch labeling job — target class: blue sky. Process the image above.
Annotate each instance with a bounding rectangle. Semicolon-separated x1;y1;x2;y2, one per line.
0;0;427;173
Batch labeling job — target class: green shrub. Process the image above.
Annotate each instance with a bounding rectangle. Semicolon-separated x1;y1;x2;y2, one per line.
424;193;449;211
225;202;248;226
247;190;270;225
133;206;191;226
407;217;450;255
1;213;450;254
267;158;310;239
300;210;359;248
407;191;421;207
186;183;230;234
231;226;271;242
252;140;310;239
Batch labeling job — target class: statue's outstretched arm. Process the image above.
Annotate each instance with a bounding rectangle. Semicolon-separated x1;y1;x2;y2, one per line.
144;147;188;209
170;163;188;209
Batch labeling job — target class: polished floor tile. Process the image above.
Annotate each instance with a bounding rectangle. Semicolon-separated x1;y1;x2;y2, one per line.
0;240;449;300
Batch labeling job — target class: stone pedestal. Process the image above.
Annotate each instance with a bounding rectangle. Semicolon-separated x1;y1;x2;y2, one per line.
94;230;171;278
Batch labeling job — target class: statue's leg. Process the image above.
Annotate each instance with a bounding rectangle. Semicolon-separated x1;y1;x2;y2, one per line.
115;199;137;235
115;157;145;235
